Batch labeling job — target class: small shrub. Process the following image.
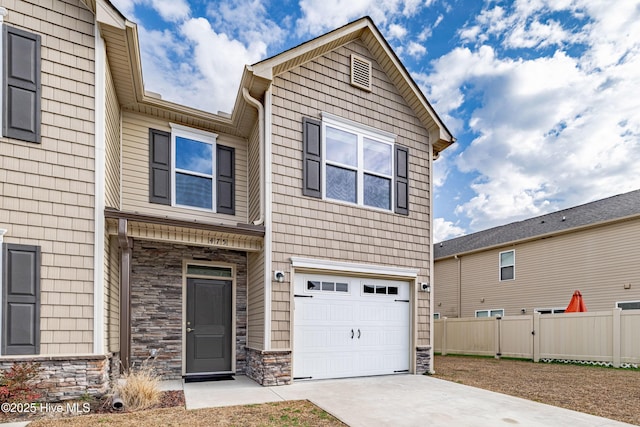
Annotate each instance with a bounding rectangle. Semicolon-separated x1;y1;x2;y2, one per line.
0;362;41;403
113;360;161;411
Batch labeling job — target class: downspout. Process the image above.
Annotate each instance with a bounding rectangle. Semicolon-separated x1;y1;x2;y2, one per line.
242;88;264;226
118;219;132;372
456;255;462;317
428;145;436;375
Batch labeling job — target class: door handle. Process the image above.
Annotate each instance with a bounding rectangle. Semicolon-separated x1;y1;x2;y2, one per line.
351;329;354;339
358;329;361;339
187;328;195;333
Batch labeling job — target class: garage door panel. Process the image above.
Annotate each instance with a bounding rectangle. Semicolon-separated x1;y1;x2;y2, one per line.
294;274;411;380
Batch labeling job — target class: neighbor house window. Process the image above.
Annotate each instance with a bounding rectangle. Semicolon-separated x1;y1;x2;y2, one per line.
149;124;235;214
475;309;504;318
1;25;42;143
616;301;640;310
499;250;515;281
301;114;409;215
535;308;565;314
433;313;440;320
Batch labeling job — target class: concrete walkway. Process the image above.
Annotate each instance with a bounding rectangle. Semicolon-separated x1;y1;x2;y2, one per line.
177;375;635;427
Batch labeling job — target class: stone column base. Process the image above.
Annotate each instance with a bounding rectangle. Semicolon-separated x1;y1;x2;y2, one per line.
416;346;432;374
245;348;291;386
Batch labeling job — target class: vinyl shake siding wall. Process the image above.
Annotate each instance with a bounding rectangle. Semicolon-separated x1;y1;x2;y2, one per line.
436;217;640;318
120;112;249;225
433;257;459;318
0;0;96;354
270;40;433;349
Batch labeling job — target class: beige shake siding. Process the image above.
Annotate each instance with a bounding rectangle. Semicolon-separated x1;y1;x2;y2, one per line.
436;217;640;318
269;40;432;349
103;58;121;353
0;0;96;354
120;112;249;225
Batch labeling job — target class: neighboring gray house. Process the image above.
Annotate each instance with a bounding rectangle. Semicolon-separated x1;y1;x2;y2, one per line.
434;190;640;319
1;0;454;399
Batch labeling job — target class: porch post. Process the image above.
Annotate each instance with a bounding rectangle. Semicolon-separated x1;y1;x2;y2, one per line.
118;218;132;372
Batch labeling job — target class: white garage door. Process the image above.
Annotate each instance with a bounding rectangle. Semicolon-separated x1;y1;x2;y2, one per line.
293;273;410;380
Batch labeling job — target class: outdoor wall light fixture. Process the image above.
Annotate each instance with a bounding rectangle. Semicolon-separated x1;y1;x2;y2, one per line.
274;271;285;283
521;308;527;314
420;282;430;292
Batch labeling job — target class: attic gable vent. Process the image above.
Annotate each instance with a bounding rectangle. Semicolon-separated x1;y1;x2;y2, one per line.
351;54;372;91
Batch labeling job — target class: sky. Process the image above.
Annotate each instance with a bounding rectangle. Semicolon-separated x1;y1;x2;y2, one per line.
110;0;640;242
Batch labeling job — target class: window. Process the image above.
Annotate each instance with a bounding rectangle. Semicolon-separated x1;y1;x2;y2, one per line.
149;124;235;214
616;301;640;310
475;309;504;318
306;280;349;293
499;250;515;281
363;284;398;295
324;116;394;210
535;308;565;314
1;25;41;143
301;115;410;215
2;243;41;355
433;313;440;320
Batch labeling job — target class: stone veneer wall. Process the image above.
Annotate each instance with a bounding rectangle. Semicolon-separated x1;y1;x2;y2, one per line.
415;346;432;374
0;355;110;401
245;348;291;386
130;241;247;379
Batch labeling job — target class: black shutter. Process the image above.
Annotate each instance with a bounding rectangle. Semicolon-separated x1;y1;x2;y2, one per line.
2;244;40;355
149;129;171;205
216;145;235;215
302;118;322;198
3;26;41;143
395;145;409;215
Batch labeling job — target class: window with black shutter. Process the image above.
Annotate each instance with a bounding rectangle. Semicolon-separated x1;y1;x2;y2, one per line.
302;114;410;215
2;244;41;355
2;25;41;143
148;125;235;215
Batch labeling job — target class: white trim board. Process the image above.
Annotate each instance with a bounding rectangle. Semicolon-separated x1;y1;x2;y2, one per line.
290;257;419;278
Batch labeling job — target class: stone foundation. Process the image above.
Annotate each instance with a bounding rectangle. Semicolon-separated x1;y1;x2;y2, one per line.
0;354;110;401
245;348;291;386
130;241;247;379
416;346;432;374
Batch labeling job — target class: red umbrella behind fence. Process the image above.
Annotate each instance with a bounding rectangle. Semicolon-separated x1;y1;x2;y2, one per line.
565;290;587;312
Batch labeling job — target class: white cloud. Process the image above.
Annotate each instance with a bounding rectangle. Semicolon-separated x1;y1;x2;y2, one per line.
433;218;466;243
388;23;408;39
426;0;640;232
407;41;427;57
150;0;190;22
295;0;425;36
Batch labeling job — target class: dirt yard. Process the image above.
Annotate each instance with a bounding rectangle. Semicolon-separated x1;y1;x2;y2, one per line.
433;355;640;426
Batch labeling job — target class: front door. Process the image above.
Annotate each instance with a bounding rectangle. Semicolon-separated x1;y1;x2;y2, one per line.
185;278;233;375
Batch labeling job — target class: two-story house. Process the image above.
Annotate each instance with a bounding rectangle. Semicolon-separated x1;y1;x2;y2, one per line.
1;0;454;398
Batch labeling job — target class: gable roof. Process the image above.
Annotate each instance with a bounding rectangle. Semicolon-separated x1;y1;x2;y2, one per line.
434;189;640;259
246;17;455;154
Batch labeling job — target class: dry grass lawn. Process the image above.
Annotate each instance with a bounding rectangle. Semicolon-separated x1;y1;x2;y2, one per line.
434;355;640;426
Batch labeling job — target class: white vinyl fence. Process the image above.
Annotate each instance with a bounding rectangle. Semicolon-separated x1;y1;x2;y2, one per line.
434;309;640;368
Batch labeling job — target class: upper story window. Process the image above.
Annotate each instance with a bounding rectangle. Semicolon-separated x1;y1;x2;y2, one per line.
616;301;640;310
324;119;394;210
499;250;515;281
149;124;235;215
301;113;409;215
1;25;42;143
173;126;216;210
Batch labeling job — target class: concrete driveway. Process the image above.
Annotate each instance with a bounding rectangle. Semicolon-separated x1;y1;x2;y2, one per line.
180;375;634;427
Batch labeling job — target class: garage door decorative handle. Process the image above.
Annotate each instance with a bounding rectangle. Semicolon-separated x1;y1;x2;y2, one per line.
357;329;361;339
351;329;354;339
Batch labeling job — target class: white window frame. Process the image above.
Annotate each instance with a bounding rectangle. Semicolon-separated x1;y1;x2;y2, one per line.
616;300;640;310
170;123;218;212
499;250;515;281
321;112;396;212
475;309;504;318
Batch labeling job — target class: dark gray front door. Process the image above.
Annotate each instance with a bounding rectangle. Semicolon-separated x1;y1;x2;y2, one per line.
186;278;232;374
